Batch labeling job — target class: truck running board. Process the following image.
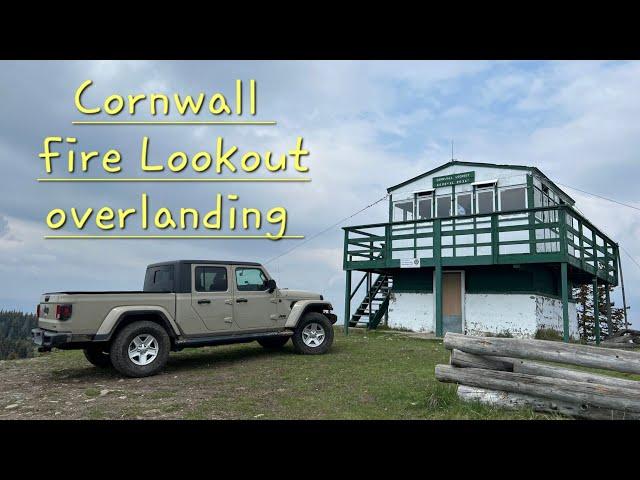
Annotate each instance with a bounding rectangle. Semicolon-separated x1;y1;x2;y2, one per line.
174;330;293;350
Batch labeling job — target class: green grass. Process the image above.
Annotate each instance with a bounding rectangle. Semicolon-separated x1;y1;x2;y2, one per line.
534;328;564;341
156;328;555;419
485;330;514;338
2;328;572;419
84;387;100;397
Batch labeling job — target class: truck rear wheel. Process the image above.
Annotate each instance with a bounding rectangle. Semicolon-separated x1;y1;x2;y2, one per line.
83;346;111;368
109;321;170;378
291;312;334;355
257;336;290;349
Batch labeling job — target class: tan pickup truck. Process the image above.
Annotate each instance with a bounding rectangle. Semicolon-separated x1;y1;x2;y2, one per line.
33;260;336;377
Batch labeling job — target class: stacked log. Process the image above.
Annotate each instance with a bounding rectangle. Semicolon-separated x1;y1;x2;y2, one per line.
435;333;640;420
600;329;640;349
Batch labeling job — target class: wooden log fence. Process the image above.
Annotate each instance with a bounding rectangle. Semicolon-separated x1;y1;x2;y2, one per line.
438;333;640;420
457;386;640;420
450;349;640;391
443;332;640;374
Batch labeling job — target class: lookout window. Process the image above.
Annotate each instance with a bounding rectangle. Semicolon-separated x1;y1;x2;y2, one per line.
500;186;527;212
393;198;415;222
456;193;472;216
436;194;452;218
476;189;494;214
417;192;433;220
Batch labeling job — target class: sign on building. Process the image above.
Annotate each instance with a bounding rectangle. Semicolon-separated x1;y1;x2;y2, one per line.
433;171;475;188
400;258;421;268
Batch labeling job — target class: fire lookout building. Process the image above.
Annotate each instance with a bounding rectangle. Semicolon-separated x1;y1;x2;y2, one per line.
342;160;620;341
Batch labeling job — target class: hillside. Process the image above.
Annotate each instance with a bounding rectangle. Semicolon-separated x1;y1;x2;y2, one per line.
0;310;37;360
0;328;561;420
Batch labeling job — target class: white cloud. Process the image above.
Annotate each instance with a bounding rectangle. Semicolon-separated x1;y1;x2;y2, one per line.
1;60;640;328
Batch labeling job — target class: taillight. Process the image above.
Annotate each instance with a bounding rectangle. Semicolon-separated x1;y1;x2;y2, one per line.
56;304;72;320
36;304;41;318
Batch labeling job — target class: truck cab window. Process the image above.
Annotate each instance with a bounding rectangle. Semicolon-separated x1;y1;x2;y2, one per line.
236;268;268;291
154;268;173;285
195;266;228;292
144;265;175;292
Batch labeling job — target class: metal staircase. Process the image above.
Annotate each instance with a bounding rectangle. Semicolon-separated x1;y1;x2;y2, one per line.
349;273;393;329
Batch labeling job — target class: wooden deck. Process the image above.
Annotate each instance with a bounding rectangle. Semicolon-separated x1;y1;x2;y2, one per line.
343;204;618;286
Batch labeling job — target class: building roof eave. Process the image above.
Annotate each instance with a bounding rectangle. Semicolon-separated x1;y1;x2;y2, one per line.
386;160;576;205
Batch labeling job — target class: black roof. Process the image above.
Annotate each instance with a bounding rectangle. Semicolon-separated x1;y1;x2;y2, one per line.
147;260;262;268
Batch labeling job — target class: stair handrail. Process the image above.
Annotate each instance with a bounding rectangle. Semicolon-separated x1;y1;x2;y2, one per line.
369;295;391;329
349;273;368;301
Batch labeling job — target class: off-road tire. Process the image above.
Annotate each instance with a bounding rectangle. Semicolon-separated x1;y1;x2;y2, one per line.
83;345;112;368
291;312;334;355
257;336;290;349
109;321;170;378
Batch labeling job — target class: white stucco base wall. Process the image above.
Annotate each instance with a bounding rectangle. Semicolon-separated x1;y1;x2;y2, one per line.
387;292;434;333
534;296;579;338
465;294;537;337
387;292;578;339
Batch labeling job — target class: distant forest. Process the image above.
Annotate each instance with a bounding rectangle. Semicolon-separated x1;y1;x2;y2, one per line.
0;310;37;360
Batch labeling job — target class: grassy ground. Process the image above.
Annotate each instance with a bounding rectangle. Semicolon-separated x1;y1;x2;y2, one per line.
0;328;573;420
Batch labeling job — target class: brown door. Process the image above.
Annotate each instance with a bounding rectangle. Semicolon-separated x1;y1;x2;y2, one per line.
442;272;463;334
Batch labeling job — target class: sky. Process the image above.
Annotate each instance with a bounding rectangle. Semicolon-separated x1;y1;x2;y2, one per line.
0;60;639;328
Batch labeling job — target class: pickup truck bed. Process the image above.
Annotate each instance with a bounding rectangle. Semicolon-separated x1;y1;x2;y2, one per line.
38;292;177;336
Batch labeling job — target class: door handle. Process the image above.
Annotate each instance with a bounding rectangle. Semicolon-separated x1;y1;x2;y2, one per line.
236;298;248;303
197;299;211;304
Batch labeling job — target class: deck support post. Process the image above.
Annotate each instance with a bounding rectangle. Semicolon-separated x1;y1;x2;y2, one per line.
344;269;352;335
561;262;569;343
435;264;443;337
366;272;372;324
593;276;600;345
617;252;629;329
434;219;443;337
605;283;612;338
526;174;535;254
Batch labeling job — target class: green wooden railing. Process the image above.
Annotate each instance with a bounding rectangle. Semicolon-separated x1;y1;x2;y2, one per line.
342;205;618;285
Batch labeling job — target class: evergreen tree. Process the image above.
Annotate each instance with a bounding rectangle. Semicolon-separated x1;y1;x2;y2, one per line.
0;309;38;360
574;283;625;342
574;284;591;340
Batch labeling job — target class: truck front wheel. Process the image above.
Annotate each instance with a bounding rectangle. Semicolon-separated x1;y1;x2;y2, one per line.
109;321;170;378
83;346;111;368
291;312;334;355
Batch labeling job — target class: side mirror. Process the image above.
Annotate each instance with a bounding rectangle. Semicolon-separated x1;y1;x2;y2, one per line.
266;279;277;293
